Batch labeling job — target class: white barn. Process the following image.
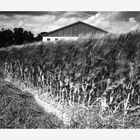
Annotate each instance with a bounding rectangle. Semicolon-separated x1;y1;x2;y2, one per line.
42;21;108;42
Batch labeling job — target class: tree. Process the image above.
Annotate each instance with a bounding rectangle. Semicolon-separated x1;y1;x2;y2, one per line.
13;28;24;44
13;28;35;45
0;29;14;47
0;27;36;48
36;33;43;41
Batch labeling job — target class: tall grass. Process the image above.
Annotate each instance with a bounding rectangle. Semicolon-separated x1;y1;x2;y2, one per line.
1;32;140;128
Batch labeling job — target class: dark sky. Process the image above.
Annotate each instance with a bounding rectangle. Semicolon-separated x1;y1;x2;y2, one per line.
0;11;140;35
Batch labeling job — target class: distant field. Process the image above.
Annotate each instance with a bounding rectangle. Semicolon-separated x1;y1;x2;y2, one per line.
1;32;140;128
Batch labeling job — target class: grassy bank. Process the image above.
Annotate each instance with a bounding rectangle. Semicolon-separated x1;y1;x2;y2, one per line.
0;80;64;129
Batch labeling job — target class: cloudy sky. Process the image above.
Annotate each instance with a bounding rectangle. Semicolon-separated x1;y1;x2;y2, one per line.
0;11;140;36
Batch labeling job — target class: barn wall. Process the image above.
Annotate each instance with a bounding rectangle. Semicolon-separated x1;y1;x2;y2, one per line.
43;36;78;42
46;23;104;37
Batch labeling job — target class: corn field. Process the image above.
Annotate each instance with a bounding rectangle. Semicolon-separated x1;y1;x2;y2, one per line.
1;32;140;128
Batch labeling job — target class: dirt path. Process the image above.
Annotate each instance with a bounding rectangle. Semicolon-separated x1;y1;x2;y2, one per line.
34;94;71;125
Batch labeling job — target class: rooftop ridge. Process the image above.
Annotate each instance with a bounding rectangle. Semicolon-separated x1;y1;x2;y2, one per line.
43;21;108;36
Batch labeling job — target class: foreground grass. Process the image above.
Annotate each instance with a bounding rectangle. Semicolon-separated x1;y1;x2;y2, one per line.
0;79;140;129
0;80;64;129
68;104;140;129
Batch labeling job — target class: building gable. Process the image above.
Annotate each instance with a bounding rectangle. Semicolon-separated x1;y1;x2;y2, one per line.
44;21;107;37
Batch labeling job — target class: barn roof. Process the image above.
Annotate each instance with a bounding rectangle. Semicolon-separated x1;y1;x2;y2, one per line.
42;21;108;36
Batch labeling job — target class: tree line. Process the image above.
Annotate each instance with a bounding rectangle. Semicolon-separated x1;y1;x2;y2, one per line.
0;28;42;48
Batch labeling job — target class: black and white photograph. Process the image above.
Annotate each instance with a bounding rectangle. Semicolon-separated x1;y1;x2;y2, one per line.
0;0;140;131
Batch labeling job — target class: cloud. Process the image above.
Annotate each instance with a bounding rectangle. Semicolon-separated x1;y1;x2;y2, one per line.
130;24;140;31
62;11;97;18
84;12;140;33
114;12;140;22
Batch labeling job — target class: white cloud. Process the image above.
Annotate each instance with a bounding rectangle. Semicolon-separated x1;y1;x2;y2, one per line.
33;15;56;23
84;13;101;23
129;17;137;23
84;12;140;33
52;17;79;28
130;24;140;31
18;20;24;26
